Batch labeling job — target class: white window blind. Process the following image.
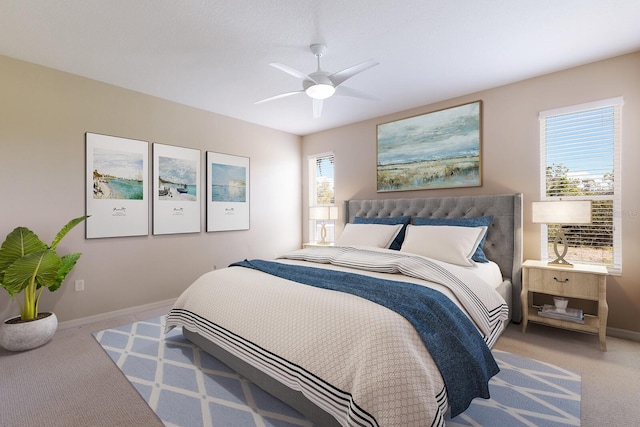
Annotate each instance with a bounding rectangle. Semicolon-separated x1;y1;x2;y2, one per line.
308;152;336;242
539;97;622;272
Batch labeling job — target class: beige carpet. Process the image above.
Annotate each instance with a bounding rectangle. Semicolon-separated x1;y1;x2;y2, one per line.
0;306;167;427
496;322;640;427
1;304;638;427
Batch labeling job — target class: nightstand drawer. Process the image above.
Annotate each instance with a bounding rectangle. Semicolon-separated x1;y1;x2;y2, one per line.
527;268;599;300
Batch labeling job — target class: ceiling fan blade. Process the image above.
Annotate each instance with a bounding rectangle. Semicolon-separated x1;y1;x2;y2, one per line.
334;85;379;101
269;63;318;84
312;98;323;118
329;59;379;87
255;90;304;105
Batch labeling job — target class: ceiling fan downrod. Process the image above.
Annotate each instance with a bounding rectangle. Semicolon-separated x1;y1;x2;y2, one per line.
306;44;334;99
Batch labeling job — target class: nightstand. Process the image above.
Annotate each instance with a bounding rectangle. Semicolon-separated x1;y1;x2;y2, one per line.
521;259;608;351
302;242;334;248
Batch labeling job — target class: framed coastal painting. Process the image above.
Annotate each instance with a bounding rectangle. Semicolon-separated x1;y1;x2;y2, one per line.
376;100;482;192
206;152;250;232
152;143;201;235
85;132;149;238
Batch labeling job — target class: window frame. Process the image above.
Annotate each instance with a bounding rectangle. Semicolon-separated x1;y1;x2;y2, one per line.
539;97;622;274
308;152;336;243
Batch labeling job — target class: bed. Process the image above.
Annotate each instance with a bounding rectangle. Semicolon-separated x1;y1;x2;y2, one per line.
166;193;523;426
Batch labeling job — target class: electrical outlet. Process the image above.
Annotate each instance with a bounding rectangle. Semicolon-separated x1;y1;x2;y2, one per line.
75;280;85;292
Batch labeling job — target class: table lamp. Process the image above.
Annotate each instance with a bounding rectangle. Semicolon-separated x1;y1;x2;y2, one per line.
309;206;339;244
532;200;592;267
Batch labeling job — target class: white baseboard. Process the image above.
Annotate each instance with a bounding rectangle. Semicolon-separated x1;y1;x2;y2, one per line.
57;299;176;330
607;326;640;342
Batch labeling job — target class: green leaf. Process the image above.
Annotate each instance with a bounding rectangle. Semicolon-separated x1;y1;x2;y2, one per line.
50;252;82;292
3;250;61;296
0;227;48;271
50;215;89;250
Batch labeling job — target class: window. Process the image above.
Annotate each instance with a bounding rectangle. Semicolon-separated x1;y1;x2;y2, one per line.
308;152;335;242
539;97;622;272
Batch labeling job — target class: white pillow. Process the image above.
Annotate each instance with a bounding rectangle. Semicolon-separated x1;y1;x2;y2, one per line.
400;224;487;266
336;223;403;249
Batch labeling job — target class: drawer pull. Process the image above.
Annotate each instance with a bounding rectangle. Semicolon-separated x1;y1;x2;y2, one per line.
553;277;569;283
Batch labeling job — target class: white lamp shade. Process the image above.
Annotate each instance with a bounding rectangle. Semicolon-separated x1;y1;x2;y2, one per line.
532;200;592;224
309;206;339;220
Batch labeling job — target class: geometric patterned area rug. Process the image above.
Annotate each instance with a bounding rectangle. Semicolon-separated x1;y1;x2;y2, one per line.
94;316;581;427
448;351;581;426
93;316;312;427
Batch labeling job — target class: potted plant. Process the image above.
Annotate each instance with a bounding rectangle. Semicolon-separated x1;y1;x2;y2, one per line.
0;215;88;351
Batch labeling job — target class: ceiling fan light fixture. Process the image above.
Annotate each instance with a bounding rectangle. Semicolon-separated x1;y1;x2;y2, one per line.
258;43;379;117
305;83;335;100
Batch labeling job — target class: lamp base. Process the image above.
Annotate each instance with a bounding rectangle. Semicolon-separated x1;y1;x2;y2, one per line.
548;258;574;268
319;221;327;244
549;229;573;267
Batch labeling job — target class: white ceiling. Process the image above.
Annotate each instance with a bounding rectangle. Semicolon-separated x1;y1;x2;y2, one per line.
1;1;639;136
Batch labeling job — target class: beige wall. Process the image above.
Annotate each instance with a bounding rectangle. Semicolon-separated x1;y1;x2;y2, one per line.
0;55;302;323
302;52;640;334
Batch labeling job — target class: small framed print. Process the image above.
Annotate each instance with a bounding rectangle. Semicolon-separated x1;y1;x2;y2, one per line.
86;132;149;238
206;152;249;232
152;143;201;235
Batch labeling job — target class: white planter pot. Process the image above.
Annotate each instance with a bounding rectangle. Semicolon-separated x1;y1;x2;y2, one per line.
0;312;58;352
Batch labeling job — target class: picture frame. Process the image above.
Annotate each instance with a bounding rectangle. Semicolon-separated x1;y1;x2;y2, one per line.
152;143;201;235
85;132;149;238
376;100;482;192
206;152;250;232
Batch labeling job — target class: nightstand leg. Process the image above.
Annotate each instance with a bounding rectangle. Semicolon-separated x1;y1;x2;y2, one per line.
599;333;607;351
520;281;528;333
598;278;608;351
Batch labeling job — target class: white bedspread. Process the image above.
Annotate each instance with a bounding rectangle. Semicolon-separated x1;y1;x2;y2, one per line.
166;247;509;427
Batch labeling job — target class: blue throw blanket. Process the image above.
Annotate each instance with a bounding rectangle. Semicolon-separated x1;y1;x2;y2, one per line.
230;259;499;417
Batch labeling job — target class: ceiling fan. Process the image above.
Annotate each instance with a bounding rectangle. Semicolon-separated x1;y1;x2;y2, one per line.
255;44;379;118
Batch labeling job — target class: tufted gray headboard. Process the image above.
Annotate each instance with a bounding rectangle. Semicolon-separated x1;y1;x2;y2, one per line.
344;193;523;322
